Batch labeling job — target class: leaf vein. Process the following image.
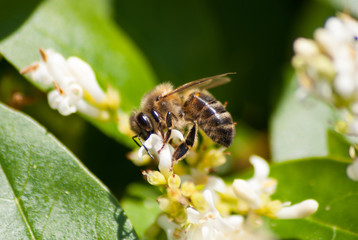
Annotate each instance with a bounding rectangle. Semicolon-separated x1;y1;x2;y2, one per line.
94;212;99;240
17;159;33;198
306;217;358;237
331;226;337;240
0;165;37;239
39;194;59;240
326;192;358;206
0;197;13;202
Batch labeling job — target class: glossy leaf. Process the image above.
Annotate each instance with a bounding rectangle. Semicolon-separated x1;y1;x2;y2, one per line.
0;103;137;239
268;158;358;239
0;0;156;147
270;75;334;162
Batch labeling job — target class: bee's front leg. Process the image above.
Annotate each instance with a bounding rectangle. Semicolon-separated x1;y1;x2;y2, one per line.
158;111;176;153
172;121;197;164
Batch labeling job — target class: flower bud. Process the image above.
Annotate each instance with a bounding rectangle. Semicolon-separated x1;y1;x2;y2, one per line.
181;181;196;197
168;174;181;189
143;170;167;186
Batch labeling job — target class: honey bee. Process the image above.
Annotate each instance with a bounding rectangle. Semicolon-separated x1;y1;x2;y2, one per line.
130;73;235;161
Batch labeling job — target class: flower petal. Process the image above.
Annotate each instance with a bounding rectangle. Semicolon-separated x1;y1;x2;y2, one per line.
29;62;54;86
347;159;358;181
67;56;105;103
232;179;261;209
57;97;76;116
171;129;184;141
202;190;218;213
47;90;62;109
250;155;270;181
275;199;319;219
157;215;181;240
158;145;173;178
44;49;72;87
186;207;201;224
76;99;102;118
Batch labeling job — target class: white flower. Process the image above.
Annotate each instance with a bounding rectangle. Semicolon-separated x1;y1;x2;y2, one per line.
185;190;244;240
315;15;358;99
157;215;183;240
204;175;227;202
232;155;319;219
138;130;184;177
21;48;106;117
67;56;105;103
294;14;358;105
233;179;262;209
232;155;276;210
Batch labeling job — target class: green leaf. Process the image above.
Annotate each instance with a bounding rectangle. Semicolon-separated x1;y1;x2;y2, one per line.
0;103;137;240
0;0;42;41
270;74;334;162
327;129;351;161
267;158;358;239
0;0;156;147
120;183;162;239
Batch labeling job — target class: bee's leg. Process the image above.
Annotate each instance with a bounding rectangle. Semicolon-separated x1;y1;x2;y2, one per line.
158;112;176;153
133;135;154;159
172;121;197;164
158;122;164;138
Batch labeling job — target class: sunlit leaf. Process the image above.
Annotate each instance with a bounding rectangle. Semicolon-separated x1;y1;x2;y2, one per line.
270;75;334;162
268;158;358;239
0;0;156;147
0;103;137;239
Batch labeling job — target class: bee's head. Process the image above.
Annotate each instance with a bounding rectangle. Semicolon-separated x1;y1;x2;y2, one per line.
130;112;154;140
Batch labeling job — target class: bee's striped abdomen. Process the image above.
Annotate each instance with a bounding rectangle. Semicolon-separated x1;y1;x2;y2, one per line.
183;92;235;147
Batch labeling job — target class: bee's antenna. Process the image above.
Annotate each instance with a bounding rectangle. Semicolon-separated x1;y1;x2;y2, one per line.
132;135;142;147
132;135;154;160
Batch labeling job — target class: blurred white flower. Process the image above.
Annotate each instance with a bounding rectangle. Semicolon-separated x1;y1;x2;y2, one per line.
347;146;358;181
157;215;183;240
21;48;106;117
293;14;358;136
347;159;358;181
232;155;276;209
232;155;319;219
275;199;319;219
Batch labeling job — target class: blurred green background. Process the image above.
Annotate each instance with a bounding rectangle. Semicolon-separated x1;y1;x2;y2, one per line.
0;0;337;198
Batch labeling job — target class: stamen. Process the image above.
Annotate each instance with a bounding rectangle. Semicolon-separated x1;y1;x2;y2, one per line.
39;48;48;62
20;63;39;74
53;81;64;95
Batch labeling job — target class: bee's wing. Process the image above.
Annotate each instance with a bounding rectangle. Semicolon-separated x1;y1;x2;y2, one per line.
161;72;235;99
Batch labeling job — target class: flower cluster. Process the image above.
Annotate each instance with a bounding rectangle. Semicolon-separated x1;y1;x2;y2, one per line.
292;13;358;181
130;130;319;239
292;13;358;133
21;48;119;119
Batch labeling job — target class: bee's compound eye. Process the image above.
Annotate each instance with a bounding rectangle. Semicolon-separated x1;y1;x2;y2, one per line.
136;112;153;131
151;110;160;123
